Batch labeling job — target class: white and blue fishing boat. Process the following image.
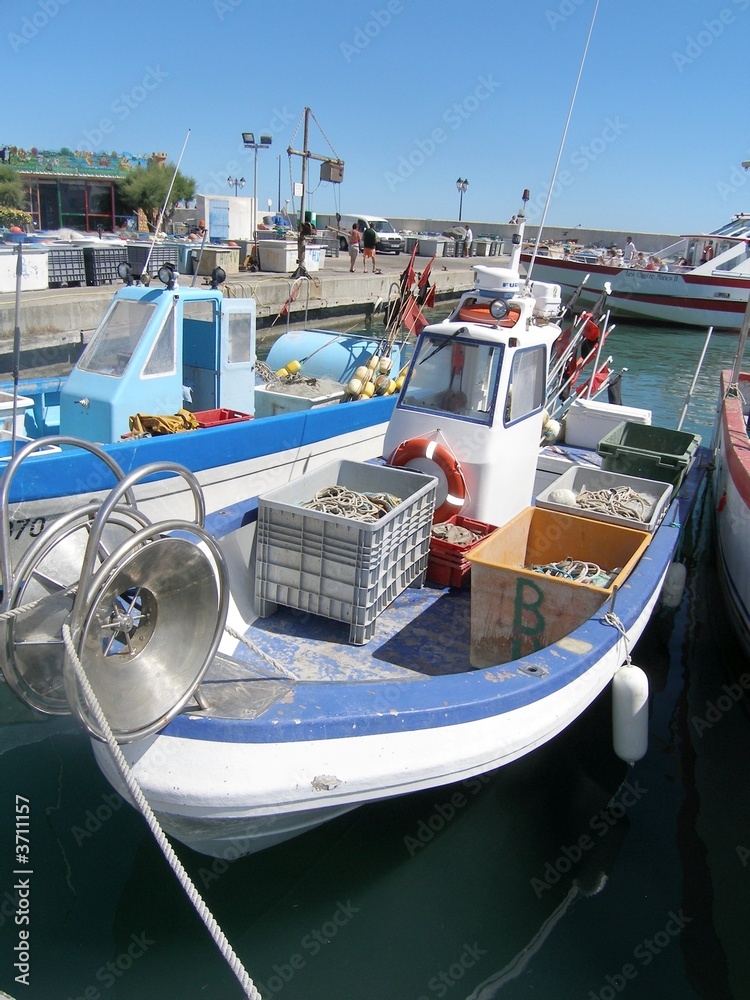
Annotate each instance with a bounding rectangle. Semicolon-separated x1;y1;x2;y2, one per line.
0;247;708;858
0;260;408;571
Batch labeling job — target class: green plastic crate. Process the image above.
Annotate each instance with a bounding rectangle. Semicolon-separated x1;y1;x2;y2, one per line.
597;421;701;491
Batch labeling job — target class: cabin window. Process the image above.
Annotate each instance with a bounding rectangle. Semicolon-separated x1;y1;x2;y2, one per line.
226;312;253;364
78;299;157;377
400;330;504;425
504;346;546;425
714;244;750;273
142;306;176;377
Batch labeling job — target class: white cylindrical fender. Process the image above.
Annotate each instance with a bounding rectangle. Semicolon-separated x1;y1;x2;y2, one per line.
612;664;650;764
660;561;687;609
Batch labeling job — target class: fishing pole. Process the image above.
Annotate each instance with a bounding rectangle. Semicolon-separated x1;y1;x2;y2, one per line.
143;128;191;279
525;0;600;286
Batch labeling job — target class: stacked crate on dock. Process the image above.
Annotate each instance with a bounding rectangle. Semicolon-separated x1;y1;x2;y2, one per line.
127;243;180;277
83;246;129;286
47;247;85;287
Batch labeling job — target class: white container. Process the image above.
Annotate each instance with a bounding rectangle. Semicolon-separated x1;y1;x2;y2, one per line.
564;398;652;450
304;245;325;272
0;391;34;435
0;248;49;292
535;464;672;533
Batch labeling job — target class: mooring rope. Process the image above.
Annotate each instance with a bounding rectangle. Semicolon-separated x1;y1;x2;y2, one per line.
224;624;298;681
61;624;261;1000
0;584;78;622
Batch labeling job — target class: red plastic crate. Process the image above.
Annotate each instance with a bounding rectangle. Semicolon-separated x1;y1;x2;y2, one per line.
427;515;496;588
193;408;252;428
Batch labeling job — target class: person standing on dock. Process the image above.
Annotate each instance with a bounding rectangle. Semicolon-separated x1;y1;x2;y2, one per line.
464;225;473;257
348;224;361;272
362;223;377;272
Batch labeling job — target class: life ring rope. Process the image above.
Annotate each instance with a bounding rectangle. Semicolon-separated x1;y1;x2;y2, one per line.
388;436;467;522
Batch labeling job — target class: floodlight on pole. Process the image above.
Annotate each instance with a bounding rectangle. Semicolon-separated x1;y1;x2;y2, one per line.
456;178;469;222
241;132;273;241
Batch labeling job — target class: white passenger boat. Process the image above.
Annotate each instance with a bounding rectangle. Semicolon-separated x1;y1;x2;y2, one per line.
522;213;750;331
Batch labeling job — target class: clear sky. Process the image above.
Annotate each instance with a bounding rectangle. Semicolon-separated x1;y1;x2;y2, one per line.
2;0;749;235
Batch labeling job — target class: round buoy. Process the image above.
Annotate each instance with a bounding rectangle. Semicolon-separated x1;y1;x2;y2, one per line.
378;356;393;374
542;418;561;444
366;354;380;371
660;561;687;609
362;381;375;398
346;377;363;397
285;359;301;375
612;664;649;764
354;365;369;381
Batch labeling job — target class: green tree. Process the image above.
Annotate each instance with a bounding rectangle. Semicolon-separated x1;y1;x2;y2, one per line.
0;165;26;210
117;161;196;231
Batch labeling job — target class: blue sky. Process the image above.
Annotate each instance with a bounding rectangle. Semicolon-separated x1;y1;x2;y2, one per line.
2;0;749;235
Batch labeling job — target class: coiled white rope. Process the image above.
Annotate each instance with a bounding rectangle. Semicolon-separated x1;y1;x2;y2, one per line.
61;623;261;1000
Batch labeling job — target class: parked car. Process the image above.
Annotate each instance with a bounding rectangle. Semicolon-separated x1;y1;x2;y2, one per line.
335;215;404;254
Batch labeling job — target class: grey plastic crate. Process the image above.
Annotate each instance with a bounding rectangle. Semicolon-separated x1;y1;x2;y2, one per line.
127;243;180;277
48;248;85;286
535;465;673;533
254;459;437;644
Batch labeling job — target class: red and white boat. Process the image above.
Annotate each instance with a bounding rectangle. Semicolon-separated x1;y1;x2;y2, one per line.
714;348;750;654
522;214;750;331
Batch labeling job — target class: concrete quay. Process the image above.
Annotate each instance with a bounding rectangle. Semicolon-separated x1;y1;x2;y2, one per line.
0;249;489;367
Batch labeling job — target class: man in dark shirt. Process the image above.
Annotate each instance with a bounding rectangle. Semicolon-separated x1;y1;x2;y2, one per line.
362;224;377;272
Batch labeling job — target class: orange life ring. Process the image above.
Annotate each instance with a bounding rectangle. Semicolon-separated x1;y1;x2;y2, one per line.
388;436;467;522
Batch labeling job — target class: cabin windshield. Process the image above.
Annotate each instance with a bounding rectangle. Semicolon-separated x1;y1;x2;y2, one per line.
78;299;158;377
401;330;504;424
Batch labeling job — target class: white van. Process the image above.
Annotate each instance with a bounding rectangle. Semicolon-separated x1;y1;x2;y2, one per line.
336;214;404;254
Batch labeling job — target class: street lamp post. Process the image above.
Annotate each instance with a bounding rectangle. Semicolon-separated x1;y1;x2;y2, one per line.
227;176;245;197
241;132;272;242
456;178;468;222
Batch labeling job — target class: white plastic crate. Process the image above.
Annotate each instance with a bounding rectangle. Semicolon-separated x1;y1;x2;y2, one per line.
535;465;673;533
254;459;437;644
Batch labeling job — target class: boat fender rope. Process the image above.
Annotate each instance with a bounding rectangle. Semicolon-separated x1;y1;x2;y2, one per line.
601;611;631;666
61;624;261;1000
388;436;467;522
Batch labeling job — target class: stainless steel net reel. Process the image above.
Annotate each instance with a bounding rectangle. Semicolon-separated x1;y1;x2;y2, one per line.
0;443;228;742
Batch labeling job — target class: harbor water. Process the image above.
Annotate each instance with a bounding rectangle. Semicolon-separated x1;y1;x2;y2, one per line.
1;322;749;999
